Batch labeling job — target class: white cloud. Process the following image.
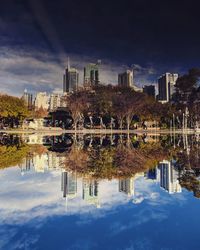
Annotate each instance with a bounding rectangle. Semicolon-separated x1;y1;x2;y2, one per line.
0;46;158;97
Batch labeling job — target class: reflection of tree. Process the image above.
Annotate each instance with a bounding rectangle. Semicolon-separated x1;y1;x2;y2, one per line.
63;140;170;179
179;173;200;198
113;142;168;177
88;147;116;179
64;146;89;172
0;138;48;169
175;144;200;170
0;144;30;169
174;143;200;198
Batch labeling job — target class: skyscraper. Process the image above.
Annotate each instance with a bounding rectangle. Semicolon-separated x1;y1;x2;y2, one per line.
118;70;133;87
143;85;156;98
22;89;33;110
83;63;99;88
63;59;79;93
158;73;178;103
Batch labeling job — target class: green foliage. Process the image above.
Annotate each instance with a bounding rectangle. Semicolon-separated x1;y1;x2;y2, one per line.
0;144;30;169
0;94;28;127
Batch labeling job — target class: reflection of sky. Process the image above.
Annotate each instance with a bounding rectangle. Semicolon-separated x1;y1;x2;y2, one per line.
0;167;200;250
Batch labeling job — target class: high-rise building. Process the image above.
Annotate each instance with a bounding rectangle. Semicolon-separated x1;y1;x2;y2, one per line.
159;160;182;194
49;93;61;111
119;177;134;196
22;89;33;110
63;59;79;93
158;73;178;103
118;70;133;87
83;63;99;88
34;92;49;110
61;171;77;198
143;85;156;98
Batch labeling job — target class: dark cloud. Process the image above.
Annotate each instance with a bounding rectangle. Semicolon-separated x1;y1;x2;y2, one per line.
0;0;199;95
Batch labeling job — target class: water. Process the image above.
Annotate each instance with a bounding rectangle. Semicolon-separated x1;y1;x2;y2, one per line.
0;133;200;250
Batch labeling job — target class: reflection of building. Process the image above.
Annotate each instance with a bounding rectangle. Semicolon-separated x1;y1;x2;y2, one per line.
84;63;99;88
119;177;134;196
158;73;178;103
22;134;51;145
63;59;79;93
33;154;48;173
145;167;160;182
61;171;77;198
159;160;182;194
19;157;33;174
83;178;100;207
34;92;49;110
118;70;133;88
47;153;65;171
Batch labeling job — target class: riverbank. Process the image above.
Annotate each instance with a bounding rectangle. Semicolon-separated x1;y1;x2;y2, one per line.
0;128;197;135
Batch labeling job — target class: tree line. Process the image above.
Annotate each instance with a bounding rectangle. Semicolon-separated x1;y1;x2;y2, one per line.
0;67;199;129
67;85;172;130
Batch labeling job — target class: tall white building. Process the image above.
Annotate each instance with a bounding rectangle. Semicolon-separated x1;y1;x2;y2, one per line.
82;178;100;207
32;153;48;173
159;160;182;194
158;73;178;103
119;177;135;196
49;93;61;111
118;70;133;87
34;92;49;110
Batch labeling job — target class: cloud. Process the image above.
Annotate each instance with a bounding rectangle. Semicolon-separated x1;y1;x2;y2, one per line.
0;45;160;97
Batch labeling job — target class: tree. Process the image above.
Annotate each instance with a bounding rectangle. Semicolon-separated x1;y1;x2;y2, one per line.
31;107;48;119
175;68;200;103
0;94;28;128
67;91;89;131
113;92;127;129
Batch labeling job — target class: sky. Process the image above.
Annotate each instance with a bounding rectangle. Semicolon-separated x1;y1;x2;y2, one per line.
0;165;191;250
0;0;200;96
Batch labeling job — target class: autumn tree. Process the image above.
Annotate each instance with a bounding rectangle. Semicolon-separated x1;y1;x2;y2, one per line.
31;107;48;118
67;90;89;131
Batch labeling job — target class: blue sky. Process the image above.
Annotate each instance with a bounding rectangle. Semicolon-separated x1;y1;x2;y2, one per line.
0;0;199;96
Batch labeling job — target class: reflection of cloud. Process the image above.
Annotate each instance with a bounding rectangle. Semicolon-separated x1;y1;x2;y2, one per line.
0;165;190;250
0;168;187;226
0;228;18;250
132;196;144;204
0;168;129;226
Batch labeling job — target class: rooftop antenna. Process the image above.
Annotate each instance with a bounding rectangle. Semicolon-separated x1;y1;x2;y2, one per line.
97;59;101;65
67;57;70;70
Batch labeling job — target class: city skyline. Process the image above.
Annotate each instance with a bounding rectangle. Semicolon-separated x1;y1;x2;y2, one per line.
1;0;200;96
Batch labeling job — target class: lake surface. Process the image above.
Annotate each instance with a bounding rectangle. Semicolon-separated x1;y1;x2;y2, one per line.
0;133;200;250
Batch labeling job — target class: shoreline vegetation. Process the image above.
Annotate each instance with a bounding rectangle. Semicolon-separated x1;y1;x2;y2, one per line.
0;128;198;135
